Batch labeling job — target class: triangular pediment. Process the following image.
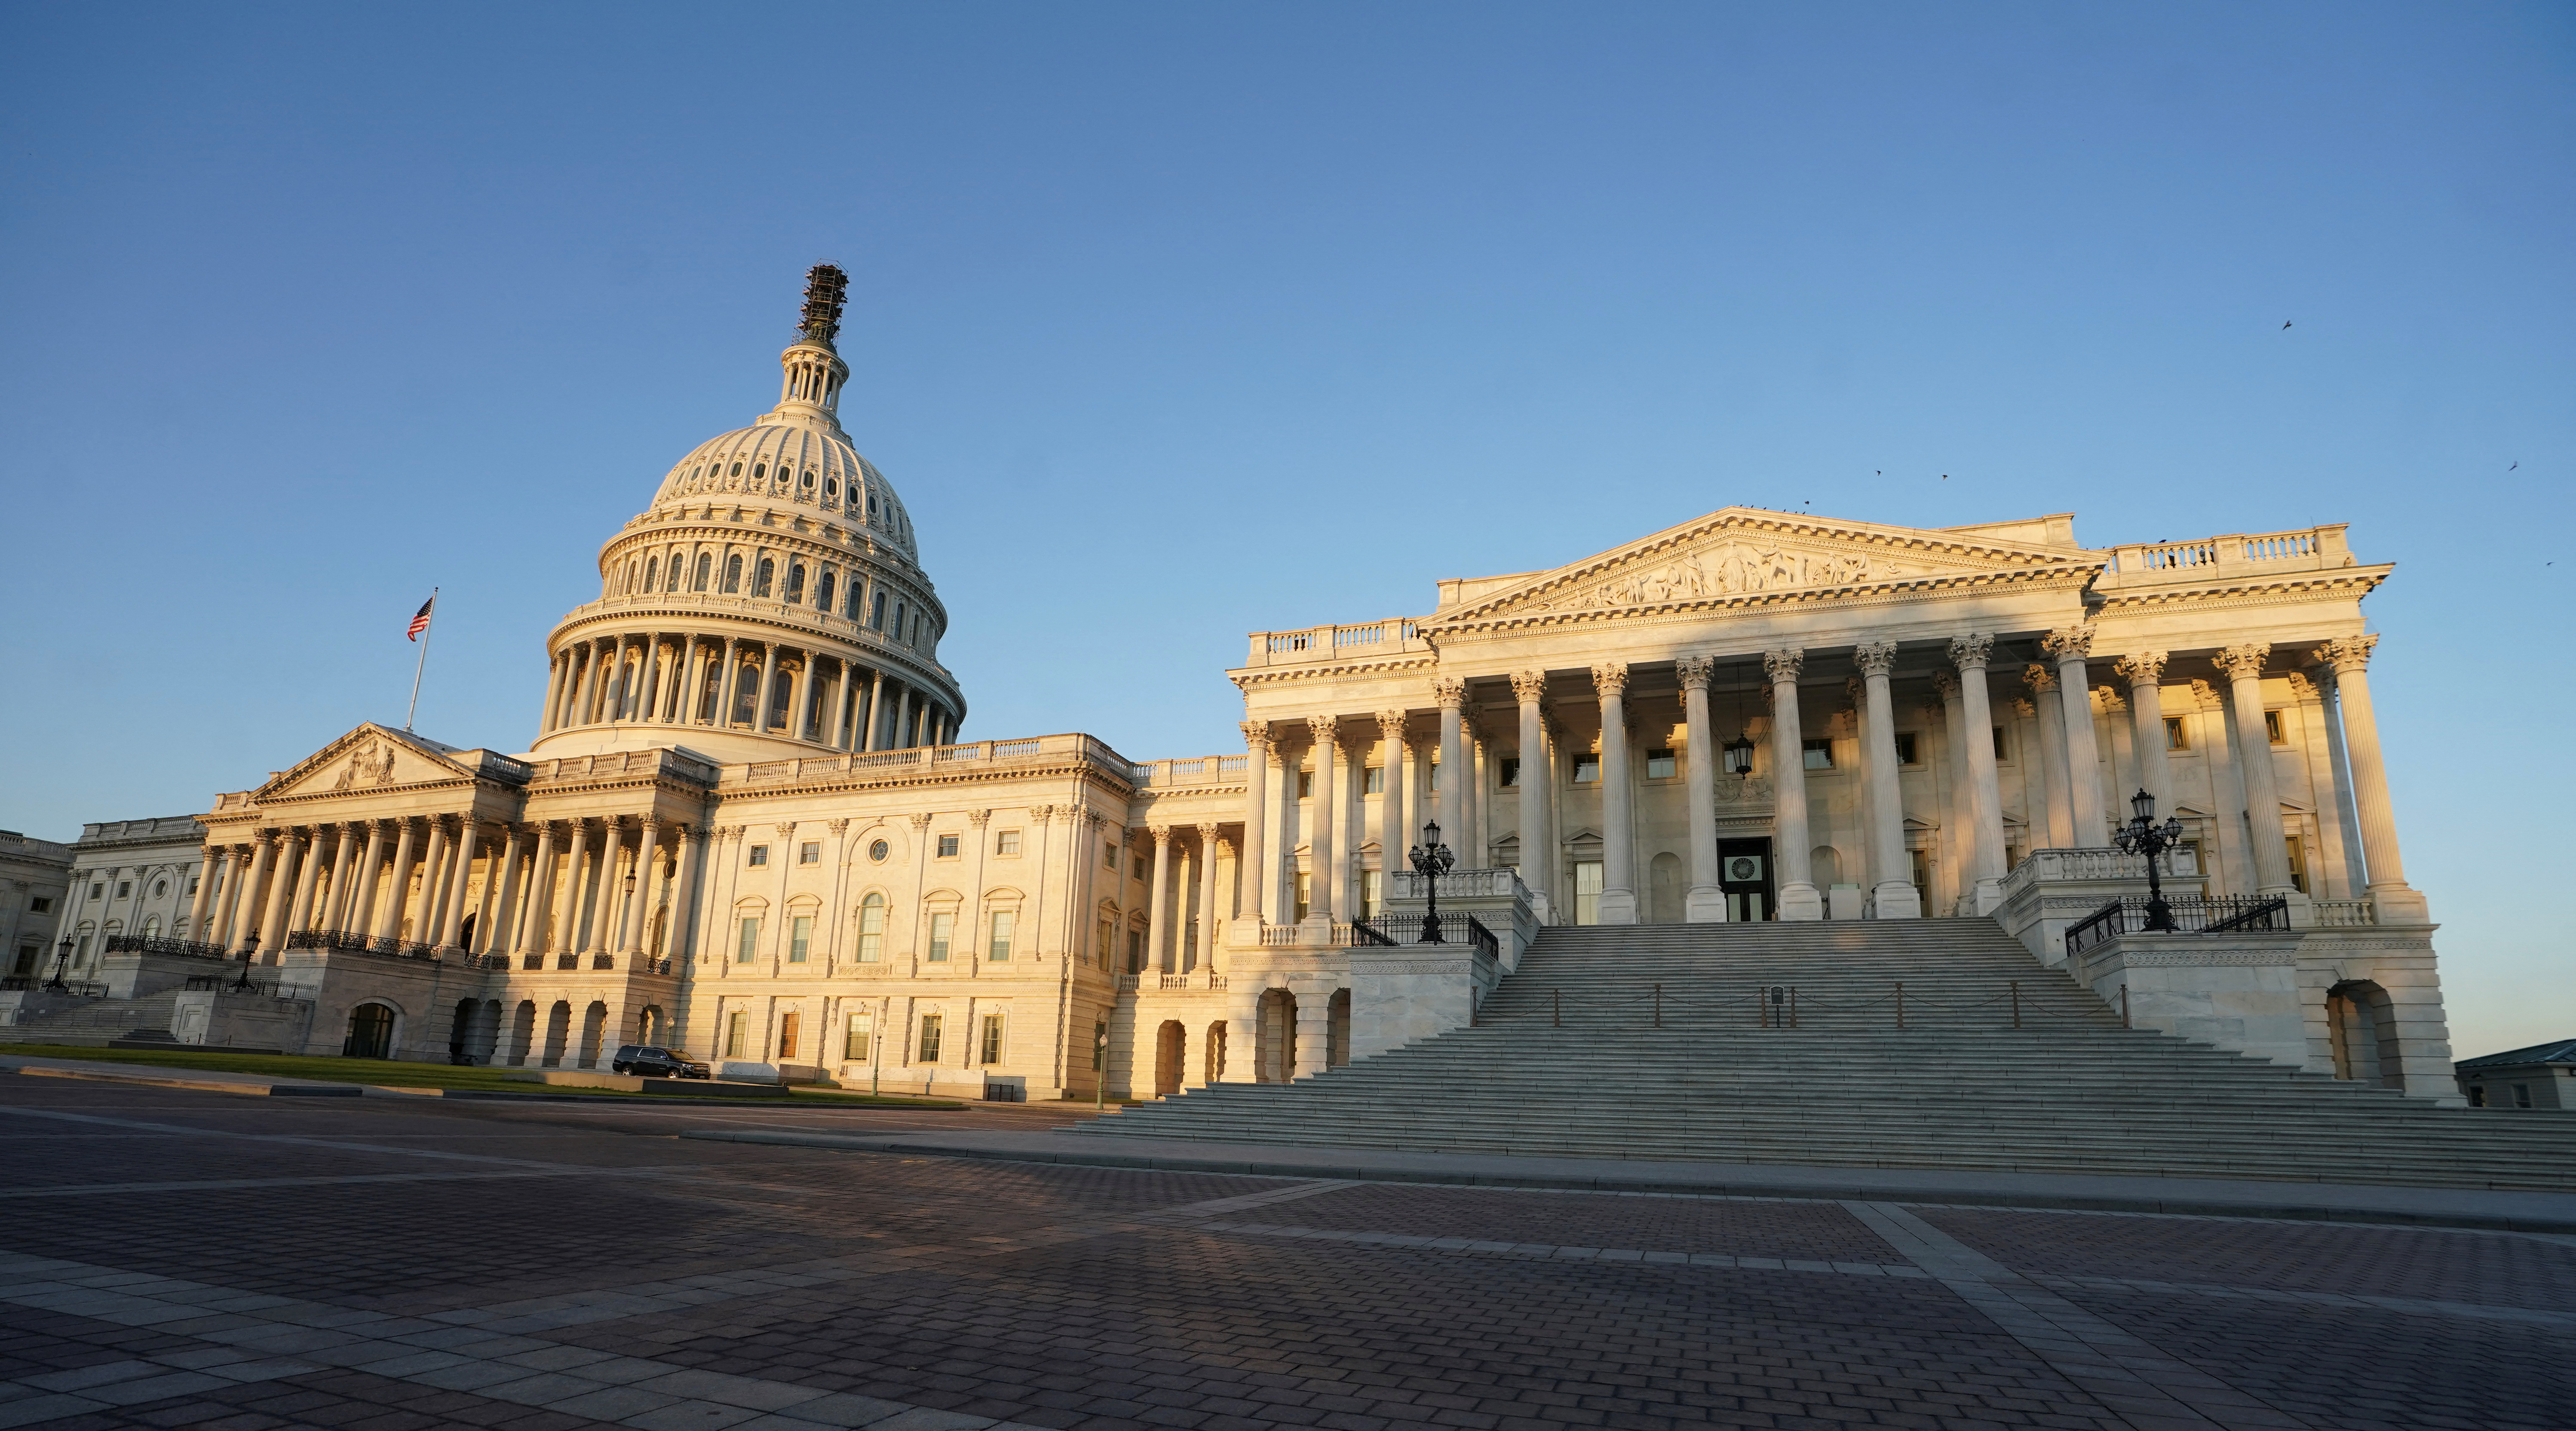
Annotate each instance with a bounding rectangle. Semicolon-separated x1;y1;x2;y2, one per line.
259;724;475;800
1429;508;2097;627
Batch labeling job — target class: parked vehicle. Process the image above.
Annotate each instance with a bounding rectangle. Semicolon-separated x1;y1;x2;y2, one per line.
610;1045;710;1079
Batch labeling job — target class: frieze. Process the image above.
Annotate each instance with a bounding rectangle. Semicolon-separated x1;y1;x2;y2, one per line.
2114;951;2297;966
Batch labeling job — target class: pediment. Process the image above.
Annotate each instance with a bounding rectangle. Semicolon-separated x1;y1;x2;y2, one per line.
1429;508;2098;627
258;724;476;800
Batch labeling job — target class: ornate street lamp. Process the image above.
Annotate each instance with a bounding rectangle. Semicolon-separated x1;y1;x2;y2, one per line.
46;935;74;992
2113;788;2186;932
1408;818;1456;944
231;931;261;992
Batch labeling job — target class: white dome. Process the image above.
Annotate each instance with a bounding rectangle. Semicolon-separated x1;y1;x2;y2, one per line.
652;423;917;559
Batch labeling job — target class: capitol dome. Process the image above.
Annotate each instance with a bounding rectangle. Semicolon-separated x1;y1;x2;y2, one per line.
528;266;965;767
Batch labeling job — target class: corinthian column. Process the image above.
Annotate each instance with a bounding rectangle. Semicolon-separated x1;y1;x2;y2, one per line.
437;817;480;949
1511;671;1553;922
1303;716;1338;924
1377;711;1408;887
2026;664;2073;848
349;821;390;937
1855;642;1920;919
1677;657;1723;921
2044;627;2106;841
1194;823;1222;967
285;829;326;935
184;844;218;941
1592;662;1638;925
554;819;590;955
1765;649;1821;920
1239;721;1271;926
2115;651;2172;823
1146;826;1173;968
2214;644;2299;901
255;831;301;956
515;822;558;957
1950;635;2006;910
626;820;661;956
1432;678;1466;841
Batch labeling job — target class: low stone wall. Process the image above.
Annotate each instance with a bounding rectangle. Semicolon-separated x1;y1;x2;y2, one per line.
169;989;313;1052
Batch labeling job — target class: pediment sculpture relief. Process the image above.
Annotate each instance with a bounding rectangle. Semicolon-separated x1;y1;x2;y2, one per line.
1714;772;1774;805
1543;538;1901;612
331;739;401;791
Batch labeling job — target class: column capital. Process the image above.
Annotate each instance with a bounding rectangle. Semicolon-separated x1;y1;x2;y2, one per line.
1931;669;1961;700
253;829;282;848
1239;719;1273;754
1026;803;1055;823
1947;633;1994;671
2213;643;2271;680
2284;671;2321;703
969;809;992;829
1853;641;1898;678
1305;714;1339;747
1589;661;1630;697
2042;625;2096;660
2008;697;2037;718
2094;686;2127;714
1194;821;1222;842
1675;656;1714;691
907;813;933;833
2318;633;2378;674
1430;676;1467;709
2024;662;2059;695
2113;651;2168;686
771;820;798;840
1375;709;1407;741
1149;824;1172;845
1763;647;1805;683
1510;670;1549;703
2190;677;2226;711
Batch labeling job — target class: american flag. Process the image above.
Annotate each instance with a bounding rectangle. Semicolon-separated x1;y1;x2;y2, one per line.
406;594;435;641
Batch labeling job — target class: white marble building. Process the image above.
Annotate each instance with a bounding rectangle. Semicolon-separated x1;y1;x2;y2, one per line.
15;267;2448;1101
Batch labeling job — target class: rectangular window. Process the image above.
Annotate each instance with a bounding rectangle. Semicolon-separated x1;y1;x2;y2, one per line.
1909;849;1931;907
2514;1084;2533;1109
844;1011;872;1062
1499;757;1521;788
1572;755;1601;784
1645;748;1677;779
778;1011;800;1061
28;896;50;914
2174;840;2204;877
2164;716;2189;751
724;1009;747;1058
788;915;811;963
2265;709;2286;745
1361;869;1384;918
856;900;885;962
995;829;1021;856
89;883;102;900
2467;1084;2486;1108
1097;918;1115;968
1297;769;1315;798
1426;760;1438;792
1362;765;1384;794
1572;861;1604;926
987;910;1014;961
1132;854;1148;879
736;917;760;963
1893;732;1920;766
1126;928;1144;972
936;833;960;858
917;1013;943;1064
799;842;820;864
980;1013;1004;1065
1992;726;2008;761
1294;871;1312;922
747;845;769;867
115;881;130;899
1104;840;1117;868
2284;834;2308;895
927;911;954;962
1803;738;1835;770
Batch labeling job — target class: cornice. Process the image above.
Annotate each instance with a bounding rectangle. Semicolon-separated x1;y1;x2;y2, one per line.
1230;653;1441;688
708;760;1136;808
1424;565;2095;641
2088;565;2392;615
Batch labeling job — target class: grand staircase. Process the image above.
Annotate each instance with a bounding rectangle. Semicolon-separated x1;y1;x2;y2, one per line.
1094;921;2574;1190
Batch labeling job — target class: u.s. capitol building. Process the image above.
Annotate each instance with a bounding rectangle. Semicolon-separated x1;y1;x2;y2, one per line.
21;267;2452;1104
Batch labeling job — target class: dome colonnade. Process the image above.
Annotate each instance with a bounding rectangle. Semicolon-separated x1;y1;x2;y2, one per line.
531;264;962;764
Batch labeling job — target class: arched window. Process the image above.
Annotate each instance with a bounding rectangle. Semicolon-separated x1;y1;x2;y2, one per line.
693;553;712;591
799;468;816;491
667;556;684;592
816;570;835;611
644;557;659;592
752;463;767;486
856;893;886;963
729;461;744;484
752;558;775;598
784;563;805;604
845;580;863;619
892;600;908;638
627;561;640;594
722;555;743;593
868;590;885;629
824;478;839;501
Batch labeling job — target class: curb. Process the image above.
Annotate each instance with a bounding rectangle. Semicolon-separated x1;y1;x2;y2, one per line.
675;1128;2576;1235
0;1061;962;1109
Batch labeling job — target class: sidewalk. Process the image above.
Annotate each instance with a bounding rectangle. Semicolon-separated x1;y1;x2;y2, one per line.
678;1124;2576;1233
0;1054;897;1107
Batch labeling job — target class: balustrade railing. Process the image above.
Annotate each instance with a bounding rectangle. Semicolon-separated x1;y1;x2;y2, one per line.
285;928;444;962
2306;899;2377;927
101;935;230;961
2064;895;2292;956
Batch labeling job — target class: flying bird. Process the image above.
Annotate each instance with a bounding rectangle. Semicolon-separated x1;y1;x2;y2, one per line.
2509;461;2518;471
1941;474;1949;481
2282;320;2293;330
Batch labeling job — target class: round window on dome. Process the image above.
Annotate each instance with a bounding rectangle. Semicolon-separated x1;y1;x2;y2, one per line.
868;839;890;863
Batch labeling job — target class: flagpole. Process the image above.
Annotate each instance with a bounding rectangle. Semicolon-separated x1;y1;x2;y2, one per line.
405;587;438;731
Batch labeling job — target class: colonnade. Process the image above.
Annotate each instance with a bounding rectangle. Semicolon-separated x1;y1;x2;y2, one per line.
183;815;706;967
1238;628;2419;927
1137;822;1230;975
539;631;952;751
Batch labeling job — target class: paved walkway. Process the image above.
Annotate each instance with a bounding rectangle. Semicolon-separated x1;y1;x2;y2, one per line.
2;1076;2570;1431
677;1124;2576;1233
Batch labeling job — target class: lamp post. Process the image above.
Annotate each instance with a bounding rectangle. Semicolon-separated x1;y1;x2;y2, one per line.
1408;818;1456;944
231;932;261;992
2113;787;2186;932
46;935;73;992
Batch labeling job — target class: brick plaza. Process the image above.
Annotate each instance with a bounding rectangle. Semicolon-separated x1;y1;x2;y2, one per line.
0;1079;2567;1431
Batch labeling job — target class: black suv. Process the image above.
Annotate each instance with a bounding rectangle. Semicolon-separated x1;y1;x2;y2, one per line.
610;1045;710;1079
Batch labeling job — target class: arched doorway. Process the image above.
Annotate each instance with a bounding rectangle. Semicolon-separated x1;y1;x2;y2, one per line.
577;1002;609;1069
1326;989;1351;1069
1205;1022;1227;1083
449;998;479;1064
541;1001;572;1067
2326;980;2403;1089
1153;1020;1185;1097
1256;988;1297;1083
344;1003;396;1060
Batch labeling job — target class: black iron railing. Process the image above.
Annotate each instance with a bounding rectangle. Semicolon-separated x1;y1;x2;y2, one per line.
285;928;444;962
2066;895;2291;956
1347;918;1400;948
1463;915;1500;961
101;935;230;961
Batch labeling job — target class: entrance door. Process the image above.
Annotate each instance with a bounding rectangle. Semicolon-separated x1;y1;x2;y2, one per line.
1718;838;1774;922
344;1003;395;1059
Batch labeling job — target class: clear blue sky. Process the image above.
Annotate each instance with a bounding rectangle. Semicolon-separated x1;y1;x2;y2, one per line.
2;3;2567;1055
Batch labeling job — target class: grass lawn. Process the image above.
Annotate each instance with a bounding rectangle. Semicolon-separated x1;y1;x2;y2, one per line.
0;1043;961;1106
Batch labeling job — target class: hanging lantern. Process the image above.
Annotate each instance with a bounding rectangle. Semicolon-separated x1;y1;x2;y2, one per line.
1723;730;1757;775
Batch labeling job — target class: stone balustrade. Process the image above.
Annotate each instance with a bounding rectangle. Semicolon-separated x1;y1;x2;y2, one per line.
1241;618;1429;668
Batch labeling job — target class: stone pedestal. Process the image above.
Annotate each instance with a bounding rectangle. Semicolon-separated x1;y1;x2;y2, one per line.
2070;934;2309;1069
1348;941;1497;1062
1996;849;2208;967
